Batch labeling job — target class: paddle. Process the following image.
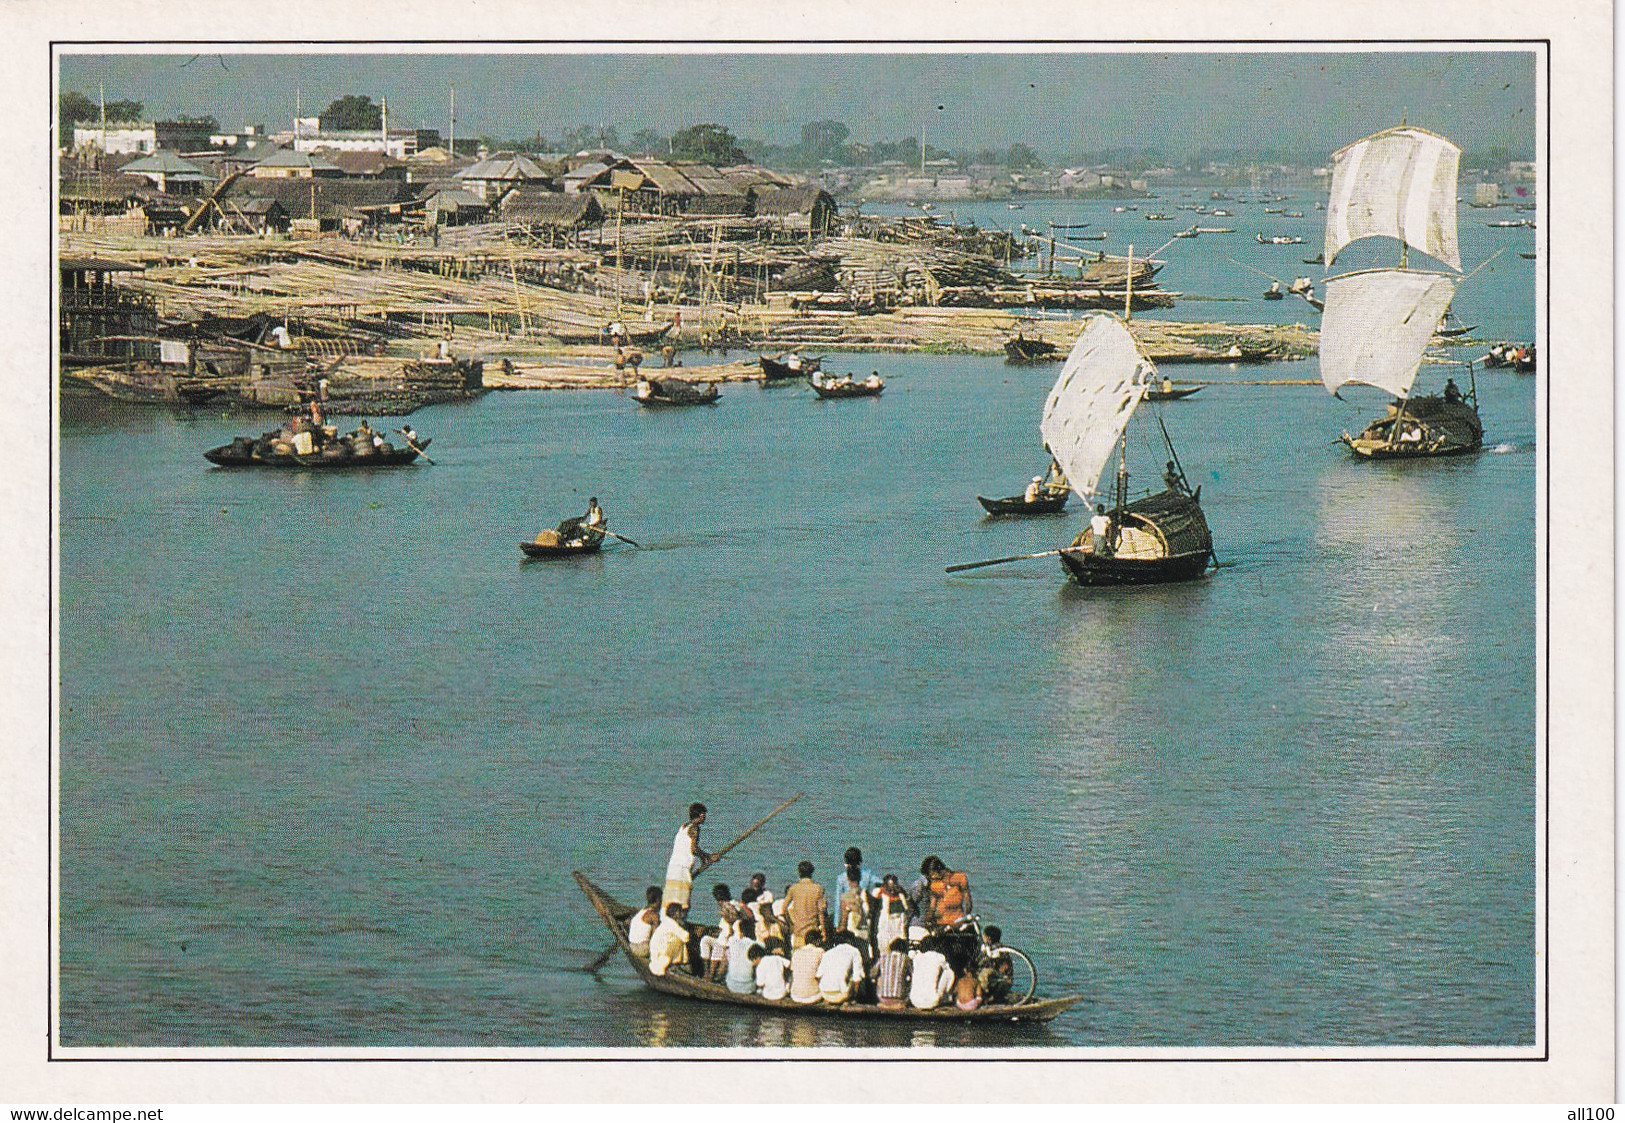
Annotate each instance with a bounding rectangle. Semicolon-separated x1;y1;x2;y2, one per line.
597;528;642;549
395;430;435;465
581;792;806;973
945;547;1082;574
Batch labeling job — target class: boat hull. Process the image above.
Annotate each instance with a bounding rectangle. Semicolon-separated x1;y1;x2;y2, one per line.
1004;338;1060;364
572;872;1085;1024
521;537;604;558
1145;387;1202;401
978;493;1069;516
203;440;425;468
811;383;883;399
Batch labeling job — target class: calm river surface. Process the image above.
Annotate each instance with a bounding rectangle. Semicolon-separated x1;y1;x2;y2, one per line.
58;196;1538;1051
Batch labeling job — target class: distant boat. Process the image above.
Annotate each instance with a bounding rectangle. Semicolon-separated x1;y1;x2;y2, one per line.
1519;251;1536;259
810;371;884;398
1007;203;1025;210
551;321;673;346
760;352;821;380
1318;125;1482;459
1282;210;1305;217
1257;232;1306;245
631;377;721;407
1263;281;1284;300
1487;218;1535;228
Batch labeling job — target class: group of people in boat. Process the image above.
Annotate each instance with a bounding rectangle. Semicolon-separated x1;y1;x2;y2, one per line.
1022;459;1069;503
245;404;418;461
1481;343;1535;370
631;803;1015;1010
809;370;884;392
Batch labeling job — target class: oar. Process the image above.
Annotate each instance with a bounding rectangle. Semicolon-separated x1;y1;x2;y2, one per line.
598;528;642;549
693;792;805;876
396;430;435;465
946;547;1082;574
581;792;806;973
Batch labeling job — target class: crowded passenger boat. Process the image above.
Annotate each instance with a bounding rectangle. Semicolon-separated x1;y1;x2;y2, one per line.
573;802;1083;1022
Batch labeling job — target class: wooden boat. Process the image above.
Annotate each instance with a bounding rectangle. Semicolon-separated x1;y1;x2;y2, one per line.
1263;282;1284;300
521;530;605;558
572;872;1086;1023
1061;488;1215;586
551;321;674;346
1257;233;1306;245
1317;126;1483;460
811;376;883;399
1342;394;1483;459
1145;385;1202;401
1004;335;1060;364
204;433;428;468
1042;315;1215;588
978;491;1069;516
760;353;822;380
632;378;720;407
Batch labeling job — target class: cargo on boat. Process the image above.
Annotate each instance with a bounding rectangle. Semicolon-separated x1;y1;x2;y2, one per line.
203;424;429;468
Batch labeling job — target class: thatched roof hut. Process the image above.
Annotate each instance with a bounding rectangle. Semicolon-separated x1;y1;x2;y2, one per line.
753;186;838;236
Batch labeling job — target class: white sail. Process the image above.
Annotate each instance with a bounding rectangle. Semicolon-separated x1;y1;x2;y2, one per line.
1040;315;1151;499
1319;268;1457;398
1323;127;1462;271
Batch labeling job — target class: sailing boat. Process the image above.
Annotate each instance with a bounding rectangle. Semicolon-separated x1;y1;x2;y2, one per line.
1319;126;1483;459
1041;314;1214;586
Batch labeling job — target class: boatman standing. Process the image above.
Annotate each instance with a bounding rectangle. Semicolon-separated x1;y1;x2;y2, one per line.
663;802;713;910
1089;504;1114;556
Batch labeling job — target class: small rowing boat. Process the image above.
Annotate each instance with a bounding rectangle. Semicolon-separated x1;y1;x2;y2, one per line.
977;491;1069;516
573;873;1086;1023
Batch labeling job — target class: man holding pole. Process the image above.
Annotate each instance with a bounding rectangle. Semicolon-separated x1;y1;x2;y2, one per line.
663;802;712;910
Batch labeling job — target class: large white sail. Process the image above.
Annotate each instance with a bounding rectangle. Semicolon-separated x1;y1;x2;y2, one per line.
1040;315;1151;499
1323;127;1462;271
1319;268;1457;398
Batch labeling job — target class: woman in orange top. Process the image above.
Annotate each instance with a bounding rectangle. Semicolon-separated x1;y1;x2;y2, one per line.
926;858;972;928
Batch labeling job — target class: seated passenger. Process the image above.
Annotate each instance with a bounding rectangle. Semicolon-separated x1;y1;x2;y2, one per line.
648;902;690;977
908;937;954;1010
875;937;912;1009
1024;476;1044;503
755;938;792;1001
815;932;866;1006
626;886;663;956
725;917;763;995
952;971;983;1011
789;935;825;1004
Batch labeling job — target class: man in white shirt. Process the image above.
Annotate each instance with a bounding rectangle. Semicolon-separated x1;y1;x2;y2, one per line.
789;938;825;1004
755;942;792;1001
648;903;691;977
625;886;663;956
662;803;712;910
815;934;866;1006
908;939;954;1010
1089;504;1114;556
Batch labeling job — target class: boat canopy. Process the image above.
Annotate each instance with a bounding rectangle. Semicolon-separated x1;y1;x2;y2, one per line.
1040;314;1150;500
1319;268;1457;398
1323;127;1462;272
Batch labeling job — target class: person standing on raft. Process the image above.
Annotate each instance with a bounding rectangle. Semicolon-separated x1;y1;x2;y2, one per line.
662;802;713;910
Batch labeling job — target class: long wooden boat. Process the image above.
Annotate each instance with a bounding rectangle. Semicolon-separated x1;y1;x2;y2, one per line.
204;435;428;468
551;322;674;346
811;379;883;399
632;379;720;407
521;533;604;558
760;354;822;380
978;491;1070;516
1145;386;1202;401
573;872;1085;1024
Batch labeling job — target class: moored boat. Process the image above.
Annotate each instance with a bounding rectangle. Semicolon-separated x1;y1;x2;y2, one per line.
551;321;674;346
1004;335;1060;364
572;872;1086;1023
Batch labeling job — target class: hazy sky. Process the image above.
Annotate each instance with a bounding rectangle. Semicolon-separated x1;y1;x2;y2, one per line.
58;49;1537;158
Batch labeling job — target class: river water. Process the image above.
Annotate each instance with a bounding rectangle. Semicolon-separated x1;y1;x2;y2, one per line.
57;194;1538;1051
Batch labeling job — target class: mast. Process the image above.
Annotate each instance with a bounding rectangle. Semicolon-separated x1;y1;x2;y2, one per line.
449;84;455;157
1124;244;1134;320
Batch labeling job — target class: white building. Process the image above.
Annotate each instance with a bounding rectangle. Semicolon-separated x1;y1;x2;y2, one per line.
72;121;157;155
